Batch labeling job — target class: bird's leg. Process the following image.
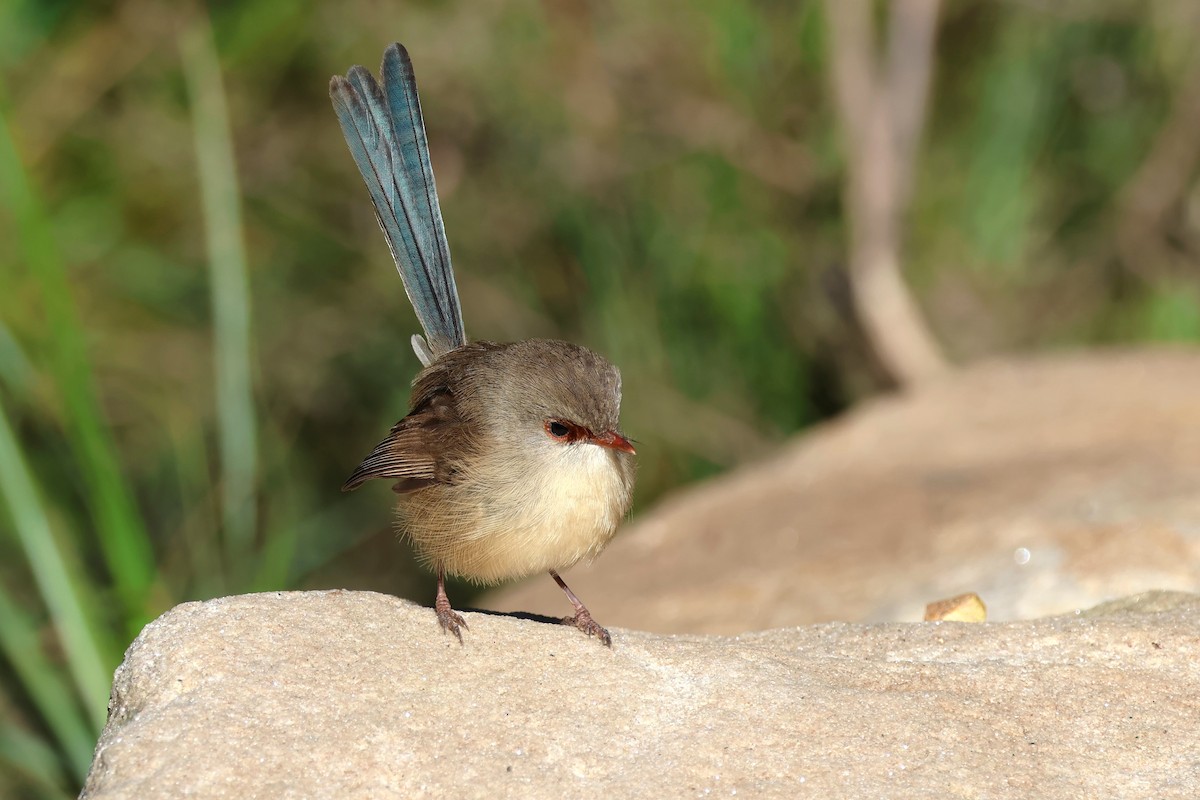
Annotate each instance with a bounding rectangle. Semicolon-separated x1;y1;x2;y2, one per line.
434;569;468;642
549;569;611;647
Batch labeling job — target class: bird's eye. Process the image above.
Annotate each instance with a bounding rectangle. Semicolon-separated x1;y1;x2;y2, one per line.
546;420;570;439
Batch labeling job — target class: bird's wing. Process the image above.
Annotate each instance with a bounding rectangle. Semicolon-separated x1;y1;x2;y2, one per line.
340;390;465;494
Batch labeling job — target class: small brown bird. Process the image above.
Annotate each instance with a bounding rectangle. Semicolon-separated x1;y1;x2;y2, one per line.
329;43;636;645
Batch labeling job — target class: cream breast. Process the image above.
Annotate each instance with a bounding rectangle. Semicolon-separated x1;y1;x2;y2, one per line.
397;437;634;584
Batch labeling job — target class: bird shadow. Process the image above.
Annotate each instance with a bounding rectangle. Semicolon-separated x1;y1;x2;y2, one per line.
456;607;564;626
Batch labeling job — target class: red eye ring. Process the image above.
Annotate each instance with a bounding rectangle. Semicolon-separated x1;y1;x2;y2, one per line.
546;420;571;440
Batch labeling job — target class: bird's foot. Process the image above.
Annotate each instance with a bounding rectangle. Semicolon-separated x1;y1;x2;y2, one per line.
561;607;612;648
434;572;468;643
549;569;612;647
435;601;468;642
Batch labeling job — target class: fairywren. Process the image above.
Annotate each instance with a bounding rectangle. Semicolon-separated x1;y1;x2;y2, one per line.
330;43;636;645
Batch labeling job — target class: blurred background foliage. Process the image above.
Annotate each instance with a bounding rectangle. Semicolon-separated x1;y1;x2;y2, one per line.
2;0;1200;794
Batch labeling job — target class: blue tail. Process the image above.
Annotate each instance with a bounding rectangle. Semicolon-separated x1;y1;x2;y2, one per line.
330;43;466;362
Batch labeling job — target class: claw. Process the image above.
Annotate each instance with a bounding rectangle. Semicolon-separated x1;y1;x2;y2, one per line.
562;610;611;647
550;569;612;647
437;606;468;642
434;570;467;644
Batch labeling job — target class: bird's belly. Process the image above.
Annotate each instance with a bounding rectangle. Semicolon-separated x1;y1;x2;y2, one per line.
398;444;630;584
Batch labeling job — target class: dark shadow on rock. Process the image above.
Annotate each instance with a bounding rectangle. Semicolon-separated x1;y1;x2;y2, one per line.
461;608;565;626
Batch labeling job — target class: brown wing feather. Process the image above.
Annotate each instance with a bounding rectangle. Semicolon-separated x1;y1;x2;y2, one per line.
341;342;505;493
341;389;464;493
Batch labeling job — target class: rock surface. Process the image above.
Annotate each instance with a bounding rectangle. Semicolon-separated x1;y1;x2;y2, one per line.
83;590;1200;799
491;349;1200;632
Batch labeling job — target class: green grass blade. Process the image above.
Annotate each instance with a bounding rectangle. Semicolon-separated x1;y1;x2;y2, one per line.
0;319;34;396
0;98;157;622
0;584;95;783
0;722;73;800
167;414;226;597
0;405;112;734
179;16;259;569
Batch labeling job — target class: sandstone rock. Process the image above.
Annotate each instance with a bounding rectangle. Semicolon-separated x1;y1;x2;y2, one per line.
490;349;1200;633
82;590;1200;799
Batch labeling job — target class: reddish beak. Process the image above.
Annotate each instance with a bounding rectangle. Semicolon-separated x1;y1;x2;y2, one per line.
591;430;636;455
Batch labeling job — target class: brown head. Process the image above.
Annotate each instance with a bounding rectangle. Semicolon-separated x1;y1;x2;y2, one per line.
463;339;634;457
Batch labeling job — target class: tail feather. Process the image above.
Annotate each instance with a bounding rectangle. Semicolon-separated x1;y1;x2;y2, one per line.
330;43;466;360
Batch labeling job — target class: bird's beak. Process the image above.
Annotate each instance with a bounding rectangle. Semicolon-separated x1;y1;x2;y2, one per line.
590;430;636;454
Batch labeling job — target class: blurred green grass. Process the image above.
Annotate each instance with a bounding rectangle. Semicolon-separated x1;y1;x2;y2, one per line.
3;0;1200;794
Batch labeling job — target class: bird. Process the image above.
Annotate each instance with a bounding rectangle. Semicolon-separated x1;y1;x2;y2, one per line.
329;43;636;646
